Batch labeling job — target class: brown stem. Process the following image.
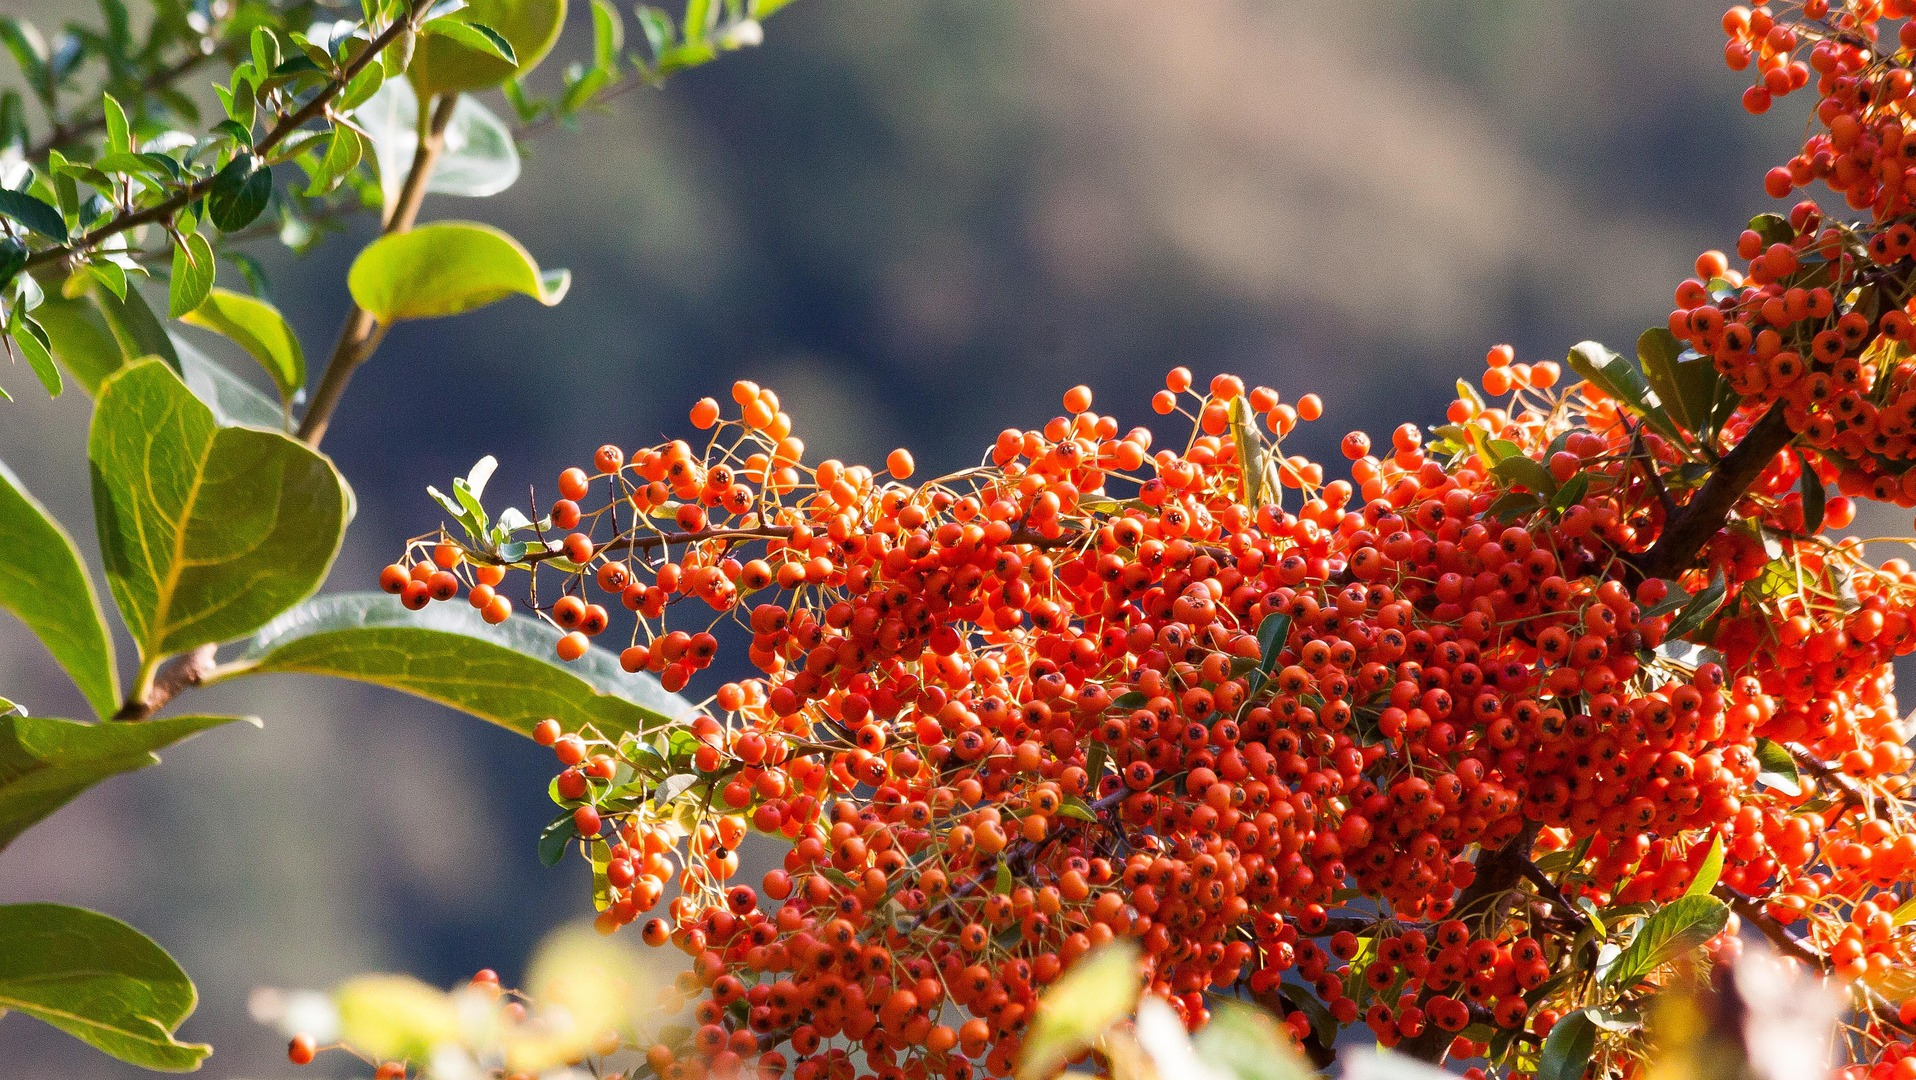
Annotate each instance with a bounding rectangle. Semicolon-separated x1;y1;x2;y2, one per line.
23;13;415;272
1788;745;1896;819
1636;400;1794;580
1398;821;1540;1063
295;92;456;447
115;644;218;720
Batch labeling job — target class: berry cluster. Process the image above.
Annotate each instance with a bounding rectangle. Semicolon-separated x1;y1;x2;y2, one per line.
366;5;1916;1078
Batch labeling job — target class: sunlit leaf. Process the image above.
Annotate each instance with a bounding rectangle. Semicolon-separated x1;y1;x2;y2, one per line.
349;221;567;321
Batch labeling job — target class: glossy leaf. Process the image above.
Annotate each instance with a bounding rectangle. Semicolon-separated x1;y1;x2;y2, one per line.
235;592;693;740
1246;612;1291;697
167;231;216;319
1599;895;1730;989
0;903;209;1070
180;288;305;407
1754;737;1802;796
421;18;518;65
89;359;349;658
0;461;119;719
1536;1008;1596;1080
1684;833;1724;899
1636;327;1718;436
8;306;61;397
206;153;271;232
0;186;68;241
1567;339;1682;442
407;0;565;96
0;713;247;850
348;221;567;322
1796;450;1826;534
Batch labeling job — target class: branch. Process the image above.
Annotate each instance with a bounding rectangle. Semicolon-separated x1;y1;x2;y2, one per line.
115;644;218;720
22;13;416;272
295;91;457;447
1635;400;1793;580
1788;745;1897;819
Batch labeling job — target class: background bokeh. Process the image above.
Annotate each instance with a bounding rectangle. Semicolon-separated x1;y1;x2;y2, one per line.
0;2;1883;1076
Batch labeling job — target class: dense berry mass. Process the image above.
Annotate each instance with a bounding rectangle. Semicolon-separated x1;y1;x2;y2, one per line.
369;4;1916;1079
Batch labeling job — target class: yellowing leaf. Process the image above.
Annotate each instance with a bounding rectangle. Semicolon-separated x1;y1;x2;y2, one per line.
335;975;459;1061
1017;940;1141;1080
348;221;569;322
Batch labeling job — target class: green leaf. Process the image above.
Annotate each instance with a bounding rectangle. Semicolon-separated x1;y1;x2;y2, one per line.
302;126;363;198
1567;339;1682;442
1796;451;1826;534
1277;982;1339;1052
1599;895;1730;990
0;903;210;1070
102;91;131;154
1753;737;1802;796
1245;611;1291;699
206;153;271;232
1636;327;1718;436
93;284;179;372
31;295;127;392
1231;396;1264;511
1490;454;1557;496
590;0;623;70
0;235;26;288
335;974;457;1063
348;221;568;322
0;713;247;850
1664;576;1726;641
236;592;692;740
167;231;216;319
1536;1007;1596;1080
422;18;518;65
994;861;1013;895
407;0;566;96
0;461;119;718
1684;833;1724;899
354;79;520;211
179;288;304;407
0;186;70;241
1192;999;1317;1080
538;807;577;865
1016;940;1140;1080
8;307;61;397
89;359;349;658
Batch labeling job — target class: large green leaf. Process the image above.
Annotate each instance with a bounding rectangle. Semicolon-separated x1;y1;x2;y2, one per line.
0;712;248;850
179;288;305;407
1598;895;1730;990
348;221;569;322
0;902;209;1070
0;461;119;719
354;77;521;214
231;592;692;739
89;359;350;660
1536;1008;1596;1080
36;293;283;428
407;0;566;96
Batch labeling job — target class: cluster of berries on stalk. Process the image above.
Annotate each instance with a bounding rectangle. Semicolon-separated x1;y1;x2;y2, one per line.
339;4;1916;1079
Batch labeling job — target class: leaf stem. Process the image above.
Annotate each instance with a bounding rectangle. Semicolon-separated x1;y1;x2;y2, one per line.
295;92;457;447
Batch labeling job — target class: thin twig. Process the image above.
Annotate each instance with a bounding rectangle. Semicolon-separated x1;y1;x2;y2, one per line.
27;45;226;159
295;91;456;447
22;13;417;272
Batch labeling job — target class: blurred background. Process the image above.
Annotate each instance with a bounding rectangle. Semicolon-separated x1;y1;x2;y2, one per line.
0;1;1872;1076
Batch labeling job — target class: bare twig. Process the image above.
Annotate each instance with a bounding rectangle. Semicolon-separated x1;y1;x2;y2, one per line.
116;644;218;720
295;91;457;447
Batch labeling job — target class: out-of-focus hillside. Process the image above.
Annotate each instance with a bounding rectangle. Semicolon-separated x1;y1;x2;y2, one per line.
0;2;1874;1077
